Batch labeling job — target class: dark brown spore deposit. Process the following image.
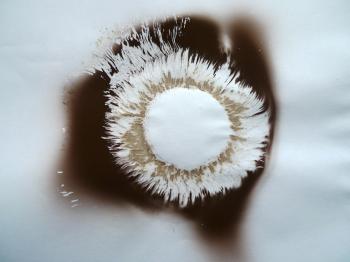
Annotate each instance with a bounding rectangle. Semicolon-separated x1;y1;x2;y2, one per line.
58;16;277;244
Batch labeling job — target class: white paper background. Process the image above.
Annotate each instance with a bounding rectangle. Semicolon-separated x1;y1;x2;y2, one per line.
1;0;350;261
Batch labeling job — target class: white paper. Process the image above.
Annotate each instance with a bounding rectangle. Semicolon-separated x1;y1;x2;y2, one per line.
1;1;349;262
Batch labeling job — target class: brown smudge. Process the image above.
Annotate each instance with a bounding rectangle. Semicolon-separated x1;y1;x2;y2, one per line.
58;73;163;210
180;16;277;249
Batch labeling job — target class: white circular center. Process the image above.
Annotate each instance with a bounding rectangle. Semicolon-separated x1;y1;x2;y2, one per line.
143;87;232;170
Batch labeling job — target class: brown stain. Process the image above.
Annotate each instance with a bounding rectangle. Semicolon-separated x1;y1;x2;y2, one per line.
229;17;277;145
57;15;277;253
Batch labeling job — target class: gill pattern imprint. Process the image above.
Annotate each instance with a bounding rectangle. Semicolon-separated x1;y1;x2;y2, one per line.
90;17;270;207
